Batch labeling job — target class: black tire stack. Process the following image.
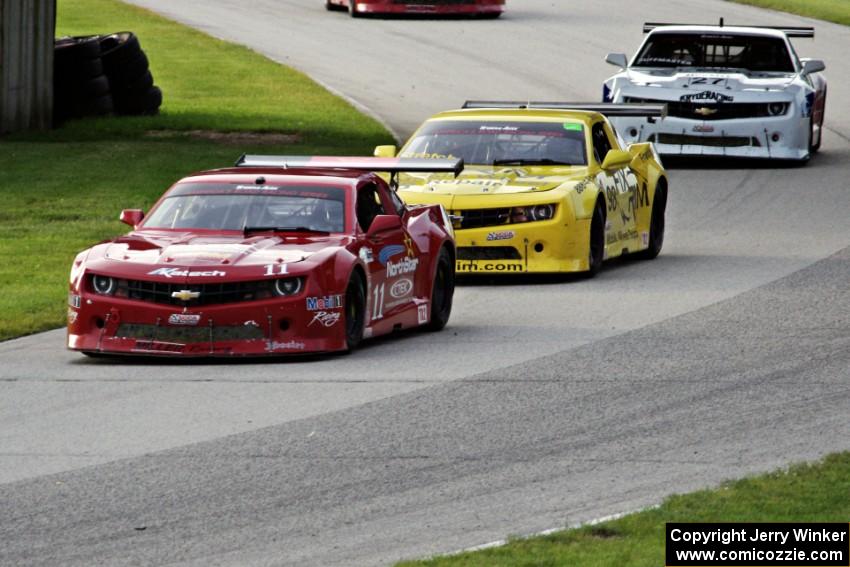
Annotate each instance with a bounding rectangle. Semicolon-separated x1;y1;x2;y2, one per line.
54;36;113;123
98;32;162;116
53;32;162;124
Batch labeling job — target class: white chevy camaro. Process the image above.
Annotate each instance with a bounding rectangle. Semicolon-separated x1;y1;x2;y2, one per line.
602;21;827;163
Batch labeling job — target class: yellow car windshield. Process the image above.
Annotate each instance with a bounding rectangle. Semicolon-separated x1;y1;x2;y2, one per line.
401;120;587;166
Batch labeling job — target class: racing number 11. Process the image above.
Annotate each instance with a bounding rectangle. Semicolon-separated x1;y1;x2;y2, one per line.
263;263;288;276
372;283;385;320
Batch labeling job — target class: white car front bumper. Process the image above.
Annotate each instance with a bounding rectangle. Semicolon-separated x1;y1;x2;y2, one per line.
610;110;810;161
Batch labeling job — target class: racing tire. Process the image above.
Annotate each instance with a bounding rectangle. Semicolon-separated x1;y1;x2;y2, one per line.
115;69;154;95
810;90;825;153
583;199;606;278
99;32;143;70
325;0;343;10
55;57;104;83
344;273;366;351
54;35;101;62
114;85;162;115
349;0;362;17
637;184;666;260
76;75;111;99
106;50;150;87
80;93;115;116
426;247;454;332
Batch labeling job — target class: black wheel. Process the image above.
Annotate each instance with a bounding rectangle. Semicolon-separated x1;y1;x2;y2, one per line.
638;184;666;260
810;90;825;153
112;70;154;95
114;85;162;115
426;247;454;331
325;0;342;10
584;199;605;277
349;0;361;17
54;35;101;62
76;74;111;99
344;274;366;350
55;57;104;83
79;93;114;116
104;50;149;88
99;32;143;69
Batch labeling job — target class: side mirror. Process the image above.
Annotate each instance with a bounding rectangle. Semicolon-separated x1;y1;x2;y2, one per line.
601;149;632;170
605;53;628;68
120;209;144;227
374;145;398;158
802;59;825;75
366;214;402;235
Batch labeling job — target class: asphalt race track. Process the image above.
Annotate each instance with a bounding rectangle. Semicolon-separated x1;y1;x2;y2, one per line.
2;1;850;565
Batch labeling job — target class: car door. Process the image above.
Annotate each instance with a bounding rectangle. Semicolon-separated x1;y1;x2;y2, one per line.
357;182;419;327
592;121;638;253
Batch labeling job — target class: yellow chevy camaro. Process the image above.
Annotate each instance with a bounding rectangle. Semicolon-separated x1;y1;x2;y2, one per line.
375;102;669;276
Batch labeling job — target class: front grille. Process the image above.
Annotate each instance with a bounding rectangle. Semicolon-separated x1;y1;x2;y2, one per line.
458;246;521;260
651;133;761;148
456;208;512;229
115;323;265;343
625;97;788;120
121;278;275;307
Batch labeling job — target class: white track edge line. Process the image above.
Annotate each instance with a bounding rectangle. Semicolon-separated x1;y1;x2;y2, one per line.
447;504;661;557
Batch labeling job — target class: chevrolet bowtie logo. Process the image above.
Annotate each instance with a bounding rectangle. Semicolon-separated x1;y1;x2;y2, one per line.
695;107;718;117
171;289;201;301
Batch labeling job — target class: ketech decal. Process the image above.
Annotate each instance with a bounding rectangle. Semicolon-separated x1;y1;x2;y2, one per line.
148;268;226;278
306;295;342;311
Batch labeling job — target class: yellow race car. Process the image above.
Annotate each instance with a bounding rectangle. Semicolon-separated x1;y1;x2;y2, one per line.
375;102;669;276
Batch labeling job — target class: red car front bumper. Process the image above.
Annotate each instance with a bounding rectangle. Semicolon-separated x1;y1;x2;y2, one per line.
67;290;347;357
352;1;503;15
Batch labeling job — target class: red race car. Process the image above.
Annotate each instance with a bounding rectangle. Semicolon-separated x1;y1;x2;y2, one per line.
325;0;504;18
67;156;462;357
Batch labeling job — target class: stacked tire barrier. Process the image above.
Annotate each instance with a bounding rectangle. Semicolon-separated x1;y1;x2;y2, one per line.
54;36;113;122
53;32;162;124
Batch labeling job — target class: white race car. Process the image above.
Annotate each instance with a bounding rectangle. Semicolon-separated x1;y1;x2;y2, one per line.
602;20;827;162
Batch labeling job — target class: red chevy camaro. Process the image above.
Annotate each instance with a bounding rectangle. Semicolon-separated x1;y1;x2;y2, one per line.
67;156;462;357
325;0;504;18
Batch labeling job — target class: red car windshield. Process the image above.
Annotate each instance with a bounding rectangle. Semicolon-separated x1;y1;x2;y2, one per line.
634;33;795;72
400;120;587;166
143;183;347;232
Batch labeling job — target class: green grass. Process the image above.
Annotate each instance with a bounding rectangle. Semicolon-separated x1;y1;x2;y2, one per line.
398;452;850;566
728;0;850;26
0;0;392;341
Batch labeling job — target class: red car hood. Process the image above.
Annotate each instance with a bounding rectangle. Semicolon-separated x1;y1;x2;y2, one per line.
95;231;343;273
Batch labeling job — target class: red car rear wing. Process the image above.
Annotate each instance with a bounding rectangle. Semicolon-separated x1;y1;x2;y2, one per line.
235;155;464;177
643;19;814;38
461;101;667;120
